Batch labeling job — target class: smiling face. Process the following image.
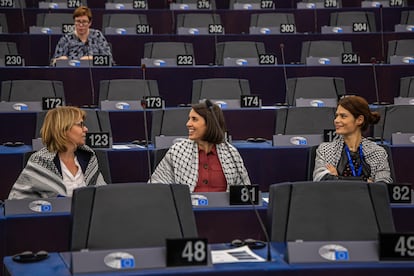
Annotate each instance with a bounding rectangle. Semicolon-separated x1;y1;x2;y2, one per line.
186;109;207;143
66;119;88;147
334;105;364;136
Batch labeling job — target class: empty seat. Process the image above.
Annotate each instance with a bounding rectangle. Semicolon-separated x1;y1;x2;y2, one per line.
374;105;414;142
286;77;346;106
0;13;8;33
268;181;394;242
300;40;353;64
215;41;266;65
144;42;194;58
99;79;159;103
400;10;414;25
191;78;251;104
150;108;190;143
102;13;149;34
30;13;73;34
249;13;295;34
329;11;376;32
176;13;222;35
275;107;336;135
399;76;414;98
36;109;112;138
387;39;414;64
0;80;64;101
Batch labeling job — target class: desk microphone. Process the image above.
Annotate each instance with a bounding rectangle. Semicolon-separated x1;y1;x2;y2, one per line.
379;4;385;63
280;43;289;105
140;64;152;183
205;99;272;262
85;40;96;107
371;57;381;105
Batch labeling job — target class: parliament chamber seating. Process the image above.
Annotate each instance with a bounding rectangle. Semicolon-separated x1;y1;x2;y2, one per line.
1;2;414;274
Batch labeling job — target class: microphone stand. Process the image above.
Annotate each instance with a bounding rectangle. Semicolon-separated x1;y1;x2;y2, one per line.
205;100;272;262
141;64;153;183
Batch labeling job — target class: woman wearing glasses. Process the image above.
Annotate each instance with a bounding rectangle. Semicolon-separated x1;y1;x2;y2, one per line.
8;106;107;199
51;6;113;65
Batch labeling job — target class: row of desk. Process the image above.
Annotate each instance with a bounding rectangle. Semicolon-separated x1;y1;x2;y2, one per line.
0;65;412;107
2;200;414;275
1;32;414;65
2;6;413;34
1;139;413;201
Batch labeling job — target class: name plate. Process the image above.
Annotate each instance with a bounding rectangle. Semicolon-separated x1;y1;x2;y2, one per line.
240;95;261;108
229;185;260;205
321;26;353;34
306;56;342;65
392;133;414;145
380;233;414;260
42;97;64;110
4;197;72;215
394;97;414;105
143;96;164;109
389;55;414;65
296;98;337;107
4;55;24;66
93;55;111;67
287;241;378;263
0;101;43;112
86;132;111;148
0;0;14;7
323;129;339;142
342;53;360;64
223;57;259;67
141;58;178;67
176;55;194;66
166;238;210;267
61;247;166;274
273;134;323;146
387;183;412;204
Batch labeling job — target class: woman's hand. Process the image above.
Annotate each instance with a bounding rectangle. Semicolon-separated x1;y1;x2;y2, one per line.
326;164;338;176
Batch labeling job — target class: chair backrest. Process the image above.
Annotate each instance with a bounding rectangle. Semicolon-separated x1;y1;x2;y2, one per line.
330;11;376;32
300;40;353;63
102;13;148;28
70;183;197;250
98;79;159;103
93;149;112;183
275;107;336;135
0;13;8;33
36;109;112;138
387;39;414;63
306;144;396;181
250;13;295;27
399;76;414;97
176;13;221;29
373;105;414;142
150;108;190;142
268;181;395;242
143;42;194;58
400;10;414;25
215;41;266;65
286;77;346;106
191;78;251;104
0;80;65;102
36;13;73;27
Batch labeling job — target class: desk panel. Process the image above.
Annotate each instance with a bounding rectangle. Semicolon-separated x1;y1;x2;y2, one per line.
3;205;414;276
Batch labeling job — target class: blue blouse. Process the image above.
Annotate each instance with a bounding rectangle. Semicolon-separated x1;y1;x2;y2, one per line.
52;29;113;64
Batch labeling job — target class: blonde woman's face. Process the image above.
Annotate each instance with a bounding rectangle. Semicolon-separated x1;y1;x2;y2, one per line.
67;118;88;147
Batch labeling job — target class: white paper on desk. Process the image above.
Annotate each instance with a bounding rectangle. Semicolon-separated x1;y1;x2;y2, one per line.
211;245;266;264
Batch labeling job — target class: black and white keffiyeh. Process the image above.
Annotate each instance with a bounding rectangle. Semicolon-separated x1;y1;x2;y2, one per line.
313;136;393;183
150;139;251;192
